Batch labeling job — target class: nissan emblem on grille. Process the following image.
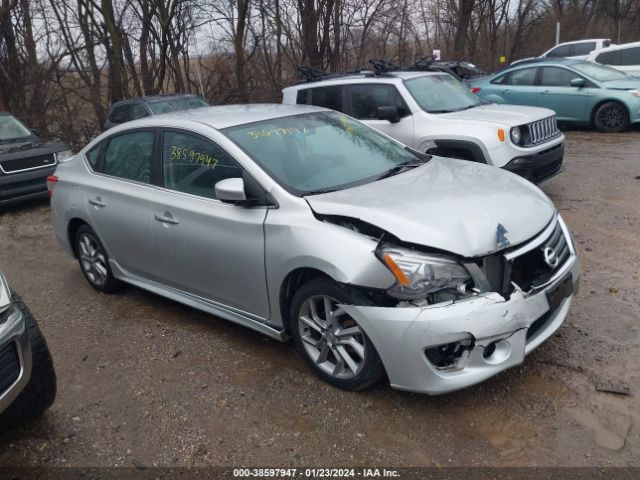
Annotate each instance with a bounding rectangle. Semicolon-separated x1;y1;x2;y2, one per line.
543;246;559;268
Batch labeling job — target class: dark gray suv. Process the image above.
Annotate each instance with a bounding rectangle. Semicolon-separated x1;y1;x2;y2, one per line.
104;94;209;130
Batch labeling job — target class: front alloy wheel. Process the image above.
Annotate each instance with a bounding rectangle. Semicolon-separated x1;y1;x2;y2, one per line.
290;279;384;390
298;295;367;379
594;101;630;133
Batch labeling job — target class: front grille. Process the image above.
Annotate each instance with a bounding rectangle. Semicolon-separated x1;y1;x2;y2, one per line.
0;153;56;174
508;220;570;292
526;116;560;146
0;342;21;396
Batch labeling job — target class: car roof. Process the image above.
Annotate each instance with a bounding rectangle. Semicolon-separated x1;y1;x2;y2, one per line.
118;104;330;130
589;40;640;54
500;58;583;70
283;70;446;91
555;38;609;45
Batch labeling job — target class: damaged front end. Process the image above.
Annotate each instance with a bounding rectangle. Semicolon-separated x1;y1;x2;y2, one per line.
329;214;580;394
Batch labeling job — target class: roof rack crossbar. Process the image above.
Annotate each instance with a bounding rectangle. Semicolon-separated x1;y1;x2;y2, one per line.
297;65;367;83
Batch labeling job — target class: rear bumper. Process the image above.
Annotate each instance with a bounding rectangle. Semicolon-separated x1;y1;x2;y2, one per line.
503;142;565;184
0;165;56;205
0;303;32;414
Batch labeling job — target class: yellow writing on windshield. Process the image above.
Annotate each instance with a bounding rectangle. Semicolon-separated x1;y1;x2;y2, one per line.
170;146;218;169
339;116;354;135
247;127;308;139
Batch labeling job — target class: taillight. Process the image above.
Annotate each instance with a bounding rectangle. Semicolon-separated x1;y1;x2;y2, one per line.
471;87;481;94
46;175;58;197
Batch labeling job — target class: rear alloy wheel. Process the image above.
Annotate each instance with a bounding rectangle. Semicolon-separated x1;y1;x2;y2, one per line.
290;279;384;390
75;225;120;293
594;101;630;133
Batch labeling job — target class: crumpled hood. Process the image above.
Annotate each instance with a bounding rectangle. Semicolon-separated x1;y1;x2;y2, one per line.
439;103;555;126
305;158;555;258
602;79;640;90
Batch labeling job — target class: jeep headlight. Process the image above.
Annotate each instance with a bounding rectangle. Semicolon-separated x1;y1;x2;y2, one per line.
510;126;522;145
377;244;471;299
0;272;11;315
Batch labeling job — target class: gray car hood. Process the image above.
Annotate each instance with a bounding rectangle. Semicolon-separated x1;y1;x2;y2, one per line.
305;158;555;258
440;103;554;125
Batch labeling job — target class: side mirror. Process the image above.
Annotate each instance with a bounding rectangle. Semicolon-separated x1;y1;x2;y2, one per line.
215;178;246;203
376;106;400;123
570;78;585;88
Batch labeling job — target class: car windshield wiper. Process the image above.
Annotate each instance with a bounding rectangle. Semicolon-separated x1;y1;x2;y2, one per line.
376;159;426;180
0;136;31;145
303;186;342;196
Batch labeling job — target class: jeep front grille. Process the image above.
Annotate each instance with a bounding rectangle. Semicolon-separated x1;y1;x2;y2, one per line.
526;116;560;146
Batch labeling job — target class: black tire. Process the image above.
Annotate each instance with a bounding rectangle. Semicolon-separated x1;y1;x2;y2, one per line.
0;294;56;425
289;278;385;391
74;224;121;293
593;101;630;133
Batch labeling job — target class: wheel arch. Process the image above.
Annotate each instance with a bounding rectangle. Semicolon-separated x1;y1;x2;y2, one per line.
279;267;334;334
67;218;90;258
423;138;488;163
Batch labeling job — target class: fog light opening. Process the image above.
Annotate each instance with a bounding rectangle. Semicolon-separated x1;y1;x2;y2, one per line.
483;342;497;359
425;338;474;371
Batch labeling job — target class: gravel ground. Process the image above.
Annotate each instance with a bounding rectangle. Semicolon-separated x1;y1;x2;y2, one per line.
0;129;639;467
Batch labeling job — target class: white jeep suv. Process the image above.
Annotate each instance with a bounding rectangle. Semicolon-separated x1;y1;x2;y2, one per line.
283;70;566;183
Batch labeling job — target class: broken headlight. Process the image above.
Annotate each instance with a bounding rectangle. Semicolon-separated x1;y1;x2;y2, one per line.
377;244;471;300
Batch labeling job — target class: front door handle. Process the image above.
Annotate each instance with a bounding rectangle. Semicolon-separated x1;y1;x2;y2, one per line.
541;90;551;95
155;213;179;225
89;197;106;207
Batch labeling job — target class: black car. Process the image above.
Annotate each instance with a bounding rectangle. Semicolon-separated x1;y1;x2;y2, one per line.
104;93;210;130
0;112;71;206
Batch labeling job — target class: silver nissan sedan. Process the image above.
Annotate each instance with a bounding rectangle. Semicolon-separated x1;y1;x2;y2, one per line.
49;104;579;394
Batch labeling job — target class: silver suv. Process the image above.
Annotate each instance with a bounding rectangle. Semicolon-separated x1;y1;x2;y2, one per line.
50;105;579;394
283;70;565;184
0;270;56;424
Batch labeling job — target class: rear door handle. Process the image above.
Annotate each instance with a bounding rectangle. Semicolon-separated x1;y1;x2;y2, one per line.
89;197;106;207
155;213;179;225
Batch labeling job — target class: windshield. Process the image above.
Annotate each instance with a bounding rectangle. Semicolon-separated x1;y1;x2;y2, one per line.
571;62;628;82
223;111;422;195
405;75;482;113
0;115;32;142
149;97;209;114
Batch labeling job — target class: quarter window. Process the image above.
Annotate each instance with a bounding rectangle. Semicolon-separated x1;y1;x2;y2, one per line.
103;131;154;183
350;84;408;119
85;143;104;169
296;90;309;104
309;86;344;112
109;104;132;124
506;68;537;86
162;131;242;200
540;67;579;87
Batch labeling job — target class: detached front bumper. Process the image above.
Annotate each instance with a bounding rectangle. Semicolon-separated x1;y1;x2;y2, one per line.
503;142;565;184
342;254;579;395
0;302;32;414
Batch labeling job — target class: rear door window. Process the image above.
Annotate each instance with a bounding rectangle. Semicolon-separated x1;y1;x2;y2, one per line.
309;86;344;112
296;90;309;104
506;67;538;86
540;67;579;87
546;44;572;58
85;142;104;170
162;131;243;200
349;84;408;119
620;46;640;65
572;42;596;56
595;50;621;65
103;131;155;183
